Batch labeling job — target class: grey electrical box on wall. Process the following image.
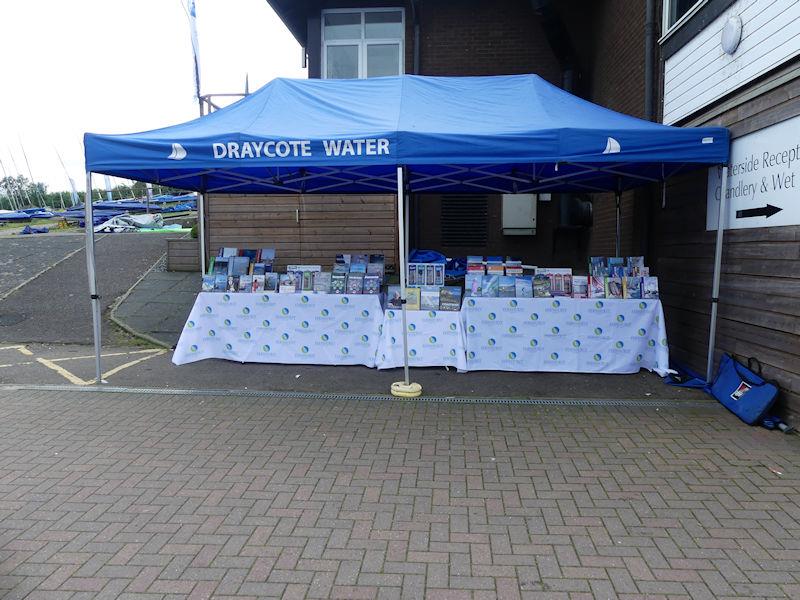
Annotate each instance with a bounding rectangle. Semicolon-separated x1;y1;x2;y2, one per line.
502;194;537;235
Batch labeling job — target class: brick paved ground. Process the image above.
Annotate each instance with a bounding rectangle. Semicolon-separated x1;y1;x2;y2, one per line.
1;388;799;599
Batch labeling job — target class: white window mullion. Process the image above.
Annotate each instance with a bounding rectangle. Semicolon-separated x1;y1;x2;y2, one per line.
322;7;404;80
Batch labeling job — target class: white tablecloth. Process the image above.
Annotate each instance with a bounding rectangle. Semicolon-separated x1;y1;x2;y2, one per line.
173;292;383;367
461;297;669;374
375;308;467;371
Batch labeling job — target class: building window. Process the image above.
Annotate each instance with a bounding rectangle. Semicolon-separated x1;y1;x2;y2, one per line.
663;0;706;35
322;8;404;79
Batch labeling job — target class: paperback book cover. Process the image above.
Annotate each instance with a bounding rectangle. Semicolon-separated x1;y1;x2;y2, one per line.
213;257;229;275
420;286;440;310
213;274;227;291
252;262;266;276
623;276;642;299
238;275;253;292
206;256;215;275
533;274;551;298
258;248;276;262
366;262;384;277
498;276;516;297
363;275;381;295
589;275;605;298
425;264;436;285
515;276;533;298
252;275;265;293
605;276;623;299
349;262;367;274
240;249;258;261
301;271;314;291
407;264;418;286
627;256;645;276
405;287;421;310
201;275;215;292
331;273;347;294
505;259;523;276
369;253;385;264
226;276;238;293
264;273;278;292
387;285;402;308
548;273;572;296
434;264;445;286
572;275;588;299
481;275;499;297
278;273;296;294
464;273;482;297
642;276;660;299
346;273;364;294
229;256;250;277
313;272;331;294
589;256;606;276
440;286;462;311
220;247;238;258
610;265;627;278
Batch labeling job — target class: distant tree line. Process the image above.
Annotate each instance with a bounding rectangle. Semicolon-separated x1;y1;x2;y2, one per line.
0;176;187;211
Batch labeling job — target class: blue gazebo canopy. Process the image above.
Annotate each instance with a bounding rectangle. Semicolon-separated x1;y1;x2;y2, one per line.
84;74;729;194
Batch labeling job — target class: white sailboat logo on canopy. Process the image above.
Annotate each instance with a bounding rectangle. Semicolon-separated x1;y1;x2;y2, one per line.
602;137;621;154
168;143;187;160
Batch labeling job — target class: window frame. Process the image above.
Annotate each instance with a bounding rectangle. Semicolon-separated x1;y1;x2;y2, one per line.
660;0;708;41
321;7;405;79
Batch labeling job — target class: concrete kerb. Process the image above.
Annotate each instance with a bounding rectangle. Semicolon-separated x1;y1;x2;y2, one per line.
0;383;719;408
108;253;175;350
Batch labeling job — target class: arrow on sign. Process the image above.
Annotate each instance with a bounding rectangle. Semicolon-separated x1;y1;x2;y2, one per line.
736;204;783;219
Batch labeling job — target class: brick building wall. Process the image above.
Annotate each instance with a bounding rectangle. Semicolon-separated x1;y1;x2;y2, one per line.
581;0;650;259
417;0;562;81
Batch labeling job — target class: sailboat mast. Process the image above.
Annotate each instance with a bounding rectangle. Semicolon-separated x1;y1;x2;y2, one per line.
19;140;46;208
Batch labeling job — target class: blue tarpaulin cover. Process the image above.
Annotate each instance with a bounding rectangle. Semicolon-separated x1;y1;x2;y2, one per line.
85;74;729;194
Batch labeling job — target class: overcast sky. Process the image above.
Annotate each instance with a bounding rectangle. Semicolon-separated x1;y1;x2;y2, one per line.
0;0;306;193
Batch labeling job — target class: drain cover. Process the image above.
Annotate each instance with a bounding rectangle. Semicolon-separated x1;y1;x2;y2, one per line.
0;313;26;326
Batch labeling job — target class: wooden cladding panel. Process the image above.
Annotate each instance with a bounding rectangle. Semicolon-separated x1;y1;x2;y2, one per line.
206;193;397;271
653;165;800;419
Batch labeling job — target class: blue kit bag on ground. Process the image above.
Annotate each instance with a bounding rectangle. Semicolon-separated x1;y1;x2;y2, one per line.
709;354;778;425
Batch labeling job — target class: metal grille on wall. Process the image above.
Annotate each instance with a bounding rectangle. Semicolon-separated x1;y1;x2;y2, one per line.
441;195;489;247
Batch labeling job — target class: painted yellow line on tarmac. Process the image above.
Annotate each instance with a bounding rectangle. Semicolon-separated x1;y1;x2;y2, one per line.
50;349;163;363
35;358;90;386
0;344;33;356
94;349;167;381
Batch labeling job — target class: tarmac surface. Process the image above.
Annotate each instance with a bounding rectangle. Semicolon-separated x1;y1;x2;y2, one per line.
1;385;798;599
0;232;182;345
0;233;84;298
113;269;198;347
0;342;708;402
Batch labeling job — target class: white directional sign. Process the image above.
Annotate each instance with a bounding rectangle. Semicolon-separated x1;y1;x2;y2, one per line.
707;113;800;230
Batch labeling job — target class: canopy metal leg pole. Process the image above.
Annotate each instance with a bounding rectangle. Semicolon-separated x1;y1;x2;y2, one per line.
198;192;206;274
615;191;621;257
390;166;421;398
85;172;103;383
404;189;410;265
706;164;729;383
